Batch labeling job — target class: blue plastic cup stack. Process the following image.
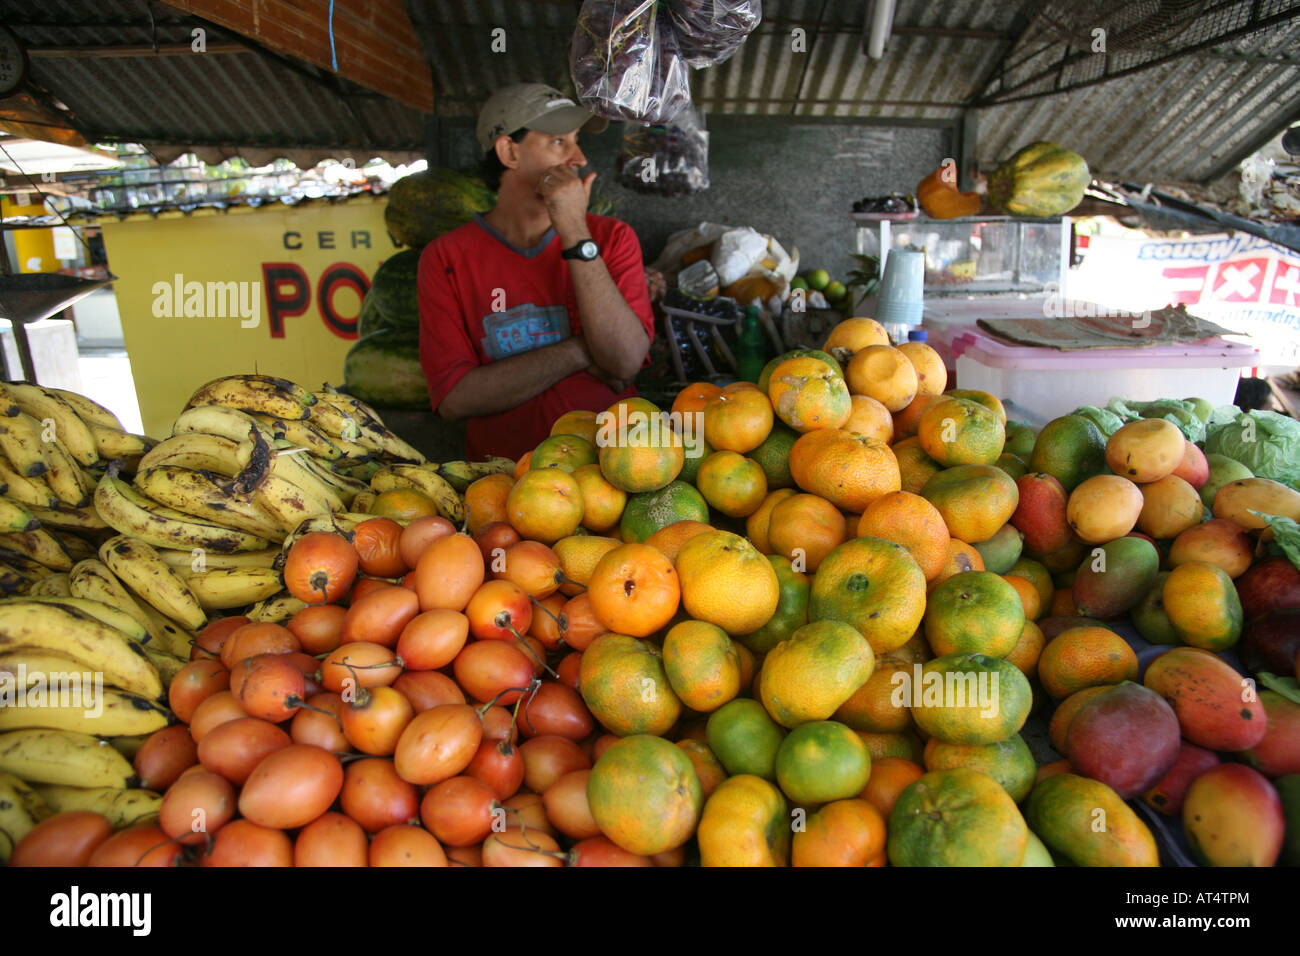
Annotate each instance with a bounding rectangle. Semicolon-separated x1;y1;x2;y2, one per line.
877;249;925;344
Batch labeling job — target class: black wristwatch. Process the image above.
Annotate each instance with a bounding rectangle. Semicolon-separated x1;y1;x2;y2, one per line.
561;239;600;262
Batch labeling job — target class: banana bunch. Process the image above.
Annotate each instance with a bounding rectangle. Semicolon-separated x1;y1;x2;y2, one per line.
437;456;516;492
369;463;465;523
0;729;138;788
0;771;51;861
34;784;162;828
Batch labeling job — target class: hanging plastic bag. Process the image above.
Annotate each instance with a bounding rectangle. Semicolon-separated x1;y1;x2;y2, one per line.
571;0;693;124
617;106;709;195
666;0;762;68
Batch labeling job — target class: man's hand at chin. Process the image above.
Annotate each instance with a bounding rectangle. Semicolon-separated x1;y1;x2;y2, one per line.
536;164;597;242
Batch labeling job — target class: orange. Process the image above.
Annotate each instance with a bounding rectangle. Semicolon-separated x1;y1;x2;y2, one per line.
644;519;713;565
920;464;1020;544
739;554;811;658
856;491;950;581
859;756;924;818
587;735;702;854
775;720;872;804
766;357;852;433
464;473;514;535
670;382;722;418
744;487;799;554
767;493;847;573
808;537;926;655
550;409;599;446
505;467;585;545
792;798;886;867
922;733;1036;803
703;387;774;454
1002;574;1042;620
845;345;918;412
886;767;1029;866
1037;626;1139;700
758;620;875;728
897;341;948;398
553;534;621;596
927;538;986;594
662;620;742;713
945;389;1007;424
697;774;790;867
369;488;437;522
917;397;1005;467
892;435;944;496
579;635;682;736
513;451;532;479
571;463;627;533
747;423;798;491
833;658;914;733
857;730;924;764
1049;588;1078;618
822;317;889;363
597;397;685;494
695;451;768;518
923;571;1026;658
619;481;710;544
1048;685;1112;753
677;739;727;800
531;433;597;473
909;653;1032;746
892;393;943;442
676;530;779;636
1008;557;1054;613
586;543;681;638
1004;619;1045;679
842;394;894;443
788;429;901;513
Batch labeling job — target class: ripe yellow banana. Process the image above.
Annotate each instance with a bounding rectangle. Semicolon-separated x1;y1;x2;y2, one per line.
48;531;98;564
9;594;154;648
247;413;342;459
0;728;138;788
106;734;150;760
134;600;196;660
0;648;156;703
44;388;122;431
26;503;107;533
40;437;93;507
5;384;99;467
69;558;160;634
142;645;188;685
34;784;162;828
255;473;334;535
95;468;272;554
438;457;517;492
247;590;309;624
0;413;50;478
156;546;280;572
350;412;426;463
0;685;172;737
298;453;369;504
186;374;315;421
133;465;286;540
0;458;58;507
0;383;20;419
27;572;72;597
306;394;361;440
0;496;39;533
170;404;274;445
391;465;465;523
0;528;74;572
137;431;249;476
98;535;207;631
0;771;50;862
351;490;375;514
89;424;155;460
182;566;284;611
268;445;343;512
278;513;368;554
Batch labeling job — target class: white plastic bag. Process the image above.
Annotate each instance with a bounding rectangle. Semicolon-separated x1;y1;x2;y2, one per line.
711;227;769;287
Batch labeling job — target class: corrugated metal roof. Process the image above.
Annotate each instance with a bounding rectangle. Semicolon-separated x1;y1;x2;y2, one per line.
4;0;1298;185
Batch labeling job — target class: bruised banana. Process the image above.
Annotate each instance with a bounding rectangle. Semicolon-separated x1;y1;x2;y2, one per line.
182;566;284;610
305;394;361;440
267;445;344;512
247;591;309;624
142;645;188;685
4;384;99;467
98;535;207;631
170;404;275;445
156;546;280;572
0;686;171;737
351;416;425;463
0;413;50;478
137;431;249;476
94;469;272;553
255;473;334;535
0;594;150;646
89;424;155;460
133;465;286;540
351;490;376;514
438;457;517;492
44;388;122;431
0;459;58;507
278;513;369;553
298;453;369;504
48;530;98;564
0;600;162;701
34;784;162;829
39;437;93;508
27;572;73;597
0;497;40;534
26;503;107;533
0;529;74;572
370;465;464;523
247;413;342;460
0;772;49;861
0;729;139;789
186;374;314;421
0;383;20;419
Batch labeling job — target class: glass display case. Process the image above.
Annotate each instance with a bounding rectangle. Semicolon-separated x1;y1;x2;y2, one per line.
852;214;1071;295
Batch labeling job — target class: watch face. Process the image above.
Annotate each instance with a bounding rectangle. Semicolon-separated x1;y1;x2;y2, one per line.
580;241;597;259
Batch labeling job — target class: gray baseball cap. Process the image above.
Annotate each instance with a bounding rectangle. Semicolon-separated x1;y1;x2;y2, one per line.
476;83;609;152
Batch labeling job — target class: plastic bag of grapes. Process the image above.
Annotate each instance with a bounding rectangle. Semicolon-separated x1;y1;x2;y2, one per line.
571;0;693;124
666;0;762;68
616;107;709;196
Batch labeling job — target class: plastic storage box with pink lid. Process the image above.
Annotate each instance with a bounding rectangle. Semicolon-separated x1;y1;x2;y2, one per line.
950;327;1259;423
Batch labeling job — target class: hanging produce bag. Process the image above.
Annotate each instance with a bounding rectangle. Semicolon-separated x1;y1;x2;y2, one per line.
617;106;709;195
666;0;762;68
571;0;693;124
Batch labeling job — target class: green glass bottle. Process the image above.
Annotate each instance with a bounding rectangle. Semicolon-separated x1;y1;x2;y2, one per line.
735;306;767;383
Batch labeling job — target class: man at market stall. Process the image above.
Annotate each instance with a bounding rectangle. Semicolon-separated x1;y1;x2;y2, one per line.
418;83;655;461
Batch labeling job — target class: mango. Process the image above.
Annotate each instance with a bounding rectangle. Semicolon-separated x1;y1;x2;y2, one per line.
973;523;1024;575
1199;454;1252;510
1240;690;1300;778
1067;475;1144;543
1130;572;1179;645
1011;473;1072;557
1277;774;1300;866
1183;764;1284;867
1141;742;1219;816
1026;773;1158;867
1064;682;1181;799
1071;536;1159;619
1105;418;1185;483
1212;477;1300;531
1168;518;1253;579
1162;561;1243;651
1142;647;1267;751
1048;685;1111;754
1137;474;1202;540
1019;829;1055;866
1171;440;1209;489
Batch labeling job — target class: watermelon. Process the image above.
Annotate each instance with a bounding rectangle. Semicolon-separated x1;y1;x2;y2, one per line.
357;291;385;338
384;168;496;248
344;328;429;409
368;249;420;331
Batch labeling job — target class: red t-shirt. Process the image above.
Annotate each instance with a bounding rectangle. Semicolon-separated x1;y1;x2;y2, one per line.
418;213;655;462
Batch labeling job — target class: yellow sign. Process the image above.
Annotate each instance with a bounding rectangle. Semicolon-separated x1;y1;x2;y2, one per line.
101;196;399;438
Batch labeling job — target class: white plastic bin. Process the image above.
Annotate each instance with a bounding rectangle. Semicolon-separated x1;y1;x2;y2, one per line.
951;328;1259;422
